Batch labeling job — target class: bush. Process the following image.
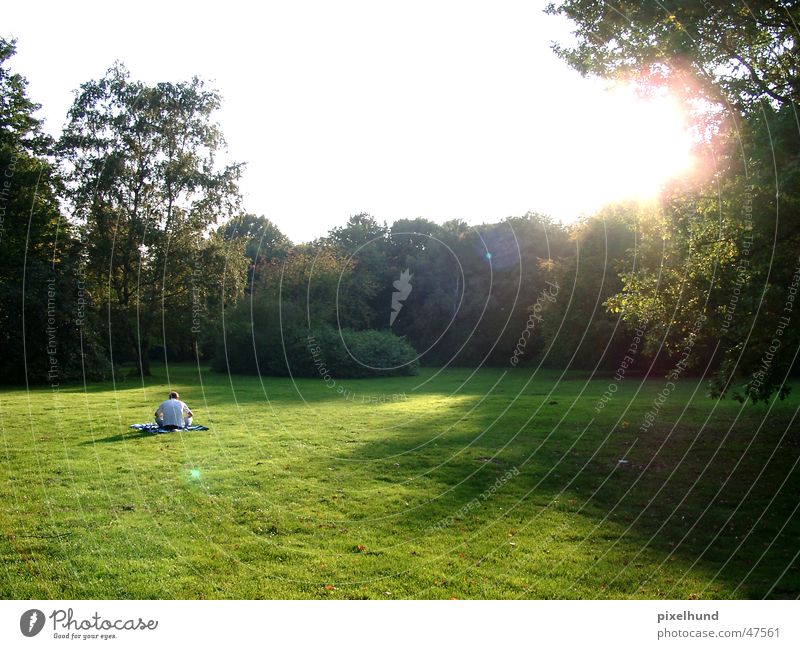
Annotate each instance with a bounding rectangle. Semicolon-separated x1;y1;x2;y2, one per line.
305;327;419;379
211;299;418;378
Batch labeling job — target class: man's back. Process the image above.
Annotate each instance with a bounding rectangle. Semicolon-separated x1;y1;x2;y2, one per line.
156;399;188;427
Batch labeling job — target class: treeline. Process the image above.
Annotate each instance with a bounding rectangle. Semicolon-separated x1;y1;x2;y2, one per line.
2;11;799;404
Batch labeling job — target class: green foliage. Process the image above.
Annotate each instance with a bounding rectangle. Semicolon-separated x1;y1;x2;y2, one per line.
58;63;247;375
211;296;299;376
4;34;796;403
306;327;419;379
220;213;292;265
0;38;108;384
546;1;800;111
543;205;638;370
549;1;800;402
212;292;418;378
382;213;570;368
323;212;391;329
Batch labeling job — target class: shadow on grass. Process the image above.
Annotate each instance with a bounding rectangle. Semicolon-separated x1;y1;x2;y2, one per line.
79;429;205;444
339;397;800;599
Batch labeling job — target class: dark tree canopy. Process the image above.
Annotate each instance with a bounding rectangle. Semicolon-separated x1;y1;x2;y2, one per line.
0;39;107;384
546;1;800;111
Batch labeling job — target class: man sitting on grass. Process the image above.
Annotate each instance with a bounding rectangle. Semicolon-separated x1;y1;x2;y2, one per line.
154;391;193;430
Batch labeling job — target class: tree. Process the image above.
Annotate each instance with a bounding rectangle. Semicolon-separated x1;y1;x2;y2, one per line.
59;64;247;375
546;1;800;112
220;213;291;265
214;242;373;375
324;213;390;329
543;206;638;371
385;213;569;367
548;1;800;401
605;112;800;401
0;38;107;384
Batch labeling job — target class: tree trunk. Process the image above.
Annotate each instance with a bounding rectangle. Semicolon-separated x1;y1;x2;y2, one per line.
128;329;152;377
136;348;152;377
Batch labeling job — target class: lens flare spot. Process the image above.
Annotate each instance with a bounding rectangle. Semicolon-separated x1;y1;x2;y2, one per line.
190;469;201;480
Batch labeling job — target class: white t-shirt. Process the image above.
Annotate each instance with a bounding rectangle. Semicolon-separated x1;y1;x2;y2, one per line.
156;399;190;427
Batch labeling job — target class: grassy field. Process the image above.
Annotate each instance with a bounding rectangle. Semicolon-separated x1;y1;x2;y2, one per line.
1;364;798;599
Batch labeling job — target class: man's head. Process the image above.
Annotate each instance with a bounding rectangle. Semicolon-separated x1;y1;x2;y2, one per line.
168;391;179;400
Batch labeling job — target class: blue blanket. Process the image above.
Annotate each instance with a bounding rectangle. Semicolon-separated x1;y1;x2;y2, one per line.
130;423;209;434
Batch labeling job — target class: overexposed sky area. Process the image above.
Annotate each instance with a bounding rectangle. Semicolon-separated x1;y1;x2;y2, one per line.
3;0;694;243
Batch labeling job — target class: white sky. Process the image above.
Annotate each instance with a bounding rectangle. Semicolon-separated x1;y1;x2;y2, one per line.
3;0;693;243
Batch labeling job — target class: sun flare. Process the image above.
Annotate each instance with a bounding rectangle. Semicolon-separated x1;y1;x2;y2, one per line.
580;84;696;209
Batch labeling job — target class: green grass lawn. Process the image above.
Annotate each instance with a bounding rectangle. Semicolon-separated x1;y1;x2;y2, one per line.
1;364;798;599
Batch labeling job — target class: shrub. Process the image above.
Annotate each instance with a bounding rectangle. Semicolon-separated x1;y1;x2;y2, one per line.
212;299;418;378
305;327;419;379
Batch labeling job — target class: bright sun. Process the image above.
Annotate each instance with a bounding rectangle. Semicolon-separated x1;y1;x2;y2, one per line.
580;84;696;209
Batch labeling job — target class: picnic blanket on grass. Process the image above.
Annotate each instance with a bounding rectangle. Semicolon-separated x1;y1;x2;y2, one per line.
130;423;209;434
